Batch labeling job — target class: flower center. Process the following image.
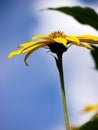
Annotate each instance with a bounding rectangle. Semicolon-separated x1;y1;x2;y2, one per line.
48;31;67;39
48;31;68;55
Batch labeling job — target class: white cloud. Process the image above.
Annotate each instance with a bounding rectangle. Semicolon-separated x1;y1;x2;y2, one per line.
1;0;97;130
33;0;98;127
33;0;98;36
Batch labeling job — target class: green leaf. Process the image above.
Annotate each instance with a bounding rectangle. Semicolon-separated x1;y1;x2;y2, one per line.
91;45;98;70
47;6;98;30
79;114;98;130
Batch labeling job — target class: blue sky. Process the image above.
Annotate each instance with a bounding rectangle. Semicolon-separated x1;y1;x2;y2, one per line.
0;0;98;130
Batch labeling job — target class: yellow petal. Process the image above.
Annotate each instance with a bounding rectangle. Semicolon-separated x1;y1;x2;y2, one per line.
11;41;37;58
8;49;23;58
32;35;54;42
83;104;98;113
24;44;46;66
66;36;80;45
54;37;67;47
8;47;32;59
77;35;98;44
8;43;46;59
80;42;94;50
66;36;94;50
21;41;51;54
18;41;36;48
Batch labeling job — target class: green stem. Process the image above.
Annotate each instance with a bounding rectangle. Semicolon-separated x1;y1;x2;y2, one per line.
56;54;70;130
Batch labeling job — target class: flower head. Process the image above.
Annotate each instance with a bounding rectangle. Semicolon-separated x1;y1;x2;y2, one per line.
8;31;98;66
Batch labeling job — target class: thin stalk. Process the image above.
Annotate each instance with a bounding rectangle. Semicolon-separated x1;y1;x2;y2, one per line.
56;54;70;130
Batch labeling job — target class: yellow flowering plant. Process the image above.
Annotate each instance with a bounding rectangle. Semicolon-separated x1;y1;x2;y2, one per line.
8;31;98;130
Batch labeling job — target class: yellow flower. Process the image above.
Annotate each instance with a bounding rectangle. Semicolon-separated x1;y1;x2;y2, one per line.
83;104;98;113
8;31;98;66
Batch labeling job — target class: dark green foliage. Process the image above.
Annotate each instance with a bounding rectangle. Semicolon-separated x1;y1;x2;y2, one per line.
91;45;98;70
48;6;98;30
79;116;98;130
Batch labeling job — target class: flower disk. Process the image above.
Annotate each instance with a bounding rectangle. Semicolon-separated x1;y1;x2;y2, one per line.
48;31;68;55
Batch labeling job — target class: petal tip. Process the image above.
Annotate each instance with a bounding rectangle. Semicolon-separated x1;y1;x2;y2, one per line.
24;59;30;66
8;53;13;59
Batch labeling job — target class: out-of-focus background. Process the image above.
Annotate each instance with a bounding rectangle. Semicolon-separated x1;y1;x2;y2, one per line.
0;0;98;130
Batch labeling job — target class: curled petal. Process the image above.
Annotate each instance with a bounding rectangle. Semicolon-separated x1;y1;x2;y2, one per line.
77;35;98;44
24;44;46;66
